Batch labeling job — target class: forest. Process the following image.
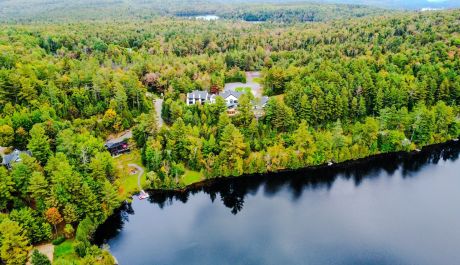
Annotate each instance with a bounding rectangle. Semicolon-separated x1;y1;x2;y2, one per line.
0;2;459;265
0;0;386;22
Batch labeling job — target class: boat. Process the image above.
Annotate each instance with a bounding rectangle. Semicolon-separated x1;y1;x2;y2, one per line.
328;162;334;166
138;190;149;200
453;138;459;142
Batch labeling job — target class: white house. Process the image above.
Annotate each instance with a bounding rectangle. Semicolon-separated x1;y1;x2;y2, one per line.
186;90;270;114
186;90;214;105
186;90;245;107
218;91;243;107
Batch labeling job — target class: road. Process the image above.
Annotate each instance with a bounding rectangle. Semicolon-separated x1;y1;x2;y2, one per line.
154;98;164;128
128;163;144;190
223;71;262;98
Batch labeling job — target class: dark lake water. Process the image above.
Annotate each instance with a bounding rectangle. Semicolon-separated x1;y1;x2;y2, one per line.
95;142;460;265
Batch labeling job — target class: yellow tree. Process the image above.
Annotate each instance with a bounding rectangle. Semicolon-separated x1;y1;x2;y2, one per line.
0;219;31;265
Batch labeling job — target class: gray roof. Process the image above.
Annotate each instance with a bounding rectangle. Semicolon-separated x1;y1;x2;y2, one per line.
105;130;132;146
259;96;269;106
251;96;270;107
219;91;243;99
1;149;31;167
187;90;210;100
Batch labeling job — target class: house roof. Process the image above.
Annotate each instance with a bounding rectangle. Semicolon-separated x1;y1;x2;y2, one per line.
251;96;269;108
187;90;210;99
104;139;128;149
1;149;31;166
219;91;243;100
260;96;269;106
105;140;128;149
105;131;132;148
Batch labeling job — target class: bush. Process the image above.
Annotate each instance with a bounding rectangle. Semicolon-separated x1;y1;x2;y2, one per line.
73;240;87;258
63;224;75;239
31;249;51;265
52;236;66;245
76;217;95;242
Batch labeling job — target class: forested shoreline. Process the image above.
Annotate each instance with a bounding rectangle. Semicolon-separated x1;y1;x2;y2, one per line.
0;5;459;265
0;0;386;23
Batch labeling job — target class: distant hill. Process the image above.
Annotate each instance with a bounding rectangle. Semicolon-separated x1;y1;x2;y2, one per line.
319;0;460;10
0;0;389;23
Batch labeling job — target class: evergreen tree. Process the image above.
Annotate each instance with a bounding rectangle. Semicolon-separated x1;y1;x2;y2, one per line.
0;167;14;212
31;249;51;265
218;124;246;176
27;124;52;165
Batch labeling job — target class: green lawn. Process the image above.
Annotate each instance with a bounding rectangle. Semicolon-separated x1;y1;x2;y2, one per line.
114;149;147;199
272;94;284;101
53;239;79;263
115;149;202;192
182;170;204;186
252;77;263;84
235;87;252;94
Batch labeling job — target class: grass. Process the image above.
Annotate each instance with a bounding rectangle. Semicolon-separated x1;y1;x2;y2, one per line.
114;149;147;199
182;170;204;186
252;77;263;84
235;87;252;94
115;148;202;194
272;94;285;101
53;239;79;263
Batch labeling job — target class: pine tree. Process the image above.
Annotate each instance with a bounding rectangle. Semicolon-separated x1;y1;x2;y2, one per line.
234;94;254;128
63;204;79;224
219;124;246;176
11;155;40;198
101;181;119;217
79;183;102;222
28;171;48;202
299;94;312;123
0;167;14;212
31;249;51;265
27;124;51;165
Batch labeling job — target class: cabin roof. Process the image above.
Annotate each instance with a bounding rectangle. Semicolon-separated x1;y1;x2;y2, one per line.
105;131;132;148
104;140;128;149
1;149;32;167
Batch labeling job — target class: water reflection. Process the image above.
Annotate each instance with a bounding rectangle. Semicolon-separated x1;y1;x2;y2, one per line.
95;141;459;246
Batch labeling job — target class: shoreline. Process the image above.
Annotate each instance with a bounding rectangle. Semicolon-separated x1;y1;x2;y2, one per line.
143;138;460;195
91;137;460;246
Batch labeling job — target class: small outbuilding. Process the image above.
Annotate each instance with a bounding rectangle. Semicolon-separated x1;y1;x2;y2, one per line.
1;149;32;169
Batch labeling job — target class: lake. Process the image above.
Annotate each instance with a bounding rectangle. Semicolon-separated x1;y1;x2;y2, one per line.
194;15;219;21
95;142;460;265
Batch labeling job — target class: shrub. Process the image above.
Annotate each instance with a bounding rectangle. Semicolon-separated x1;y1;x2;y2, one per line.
52;236;66;245
73;240;87;258
75;217;95;242
63;224;75;239
31;249;51;265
